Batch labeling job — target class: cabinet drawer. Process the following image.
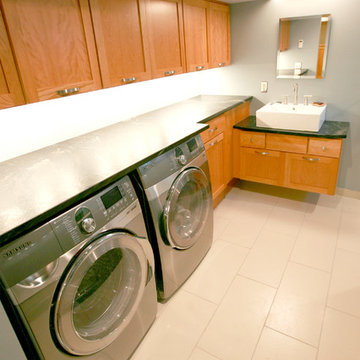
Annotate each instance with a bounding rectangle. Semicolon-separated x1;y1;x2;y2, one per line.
201;114;226;143
239;131;265;148
308;138;342;158
238;147;284;186
284;153;339;195
266;134;307;153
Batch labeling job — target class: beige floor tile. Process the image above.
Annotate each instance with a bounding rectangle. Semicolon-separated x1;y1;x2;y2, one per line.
328;249;360;317
318;307;360;360
198;276;276;360
342;196;360;215
212;215;230;241
337;215;360;254
239;230;295;288
130;290;216;360
266;262;330;346
263;207;305;237
188;349;220;360
252;327;317;360
183;240;248;303
218;217;263;248
291;219;337;272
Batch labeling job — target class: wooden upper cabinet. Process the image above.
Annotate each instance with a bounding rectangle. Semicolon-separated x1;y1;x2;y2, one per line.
279;20;290;52
0;8;25;109
208;2;230;68
1;0;102;103
145;0;186;79
182;0;209;72
90;0;152;87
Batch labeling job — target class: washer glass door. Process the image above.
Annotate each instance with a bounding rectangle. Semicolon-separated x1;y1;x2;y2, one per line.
163;167;211;249
53;231;148;356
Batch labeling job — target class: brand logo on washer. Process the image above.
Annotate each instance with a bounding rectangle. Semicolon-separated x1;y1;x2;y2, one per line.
2;241;33;259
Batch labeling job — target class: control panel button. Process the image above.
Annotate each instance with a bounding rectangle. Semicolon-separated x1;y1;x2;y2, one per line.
177;154;187;165
80;217;96;234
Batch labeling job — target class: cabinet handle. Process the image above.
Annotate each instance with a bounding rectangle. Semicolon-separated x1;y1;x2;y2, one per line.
209;140;218;147
196;65;204;71
56;87;80;96
121;77;137;83
322;146;327;151
250;138;254;143
208;127;218;133
303;156;320;162
255;151;270;156
218;62;225;67
164;70;176;76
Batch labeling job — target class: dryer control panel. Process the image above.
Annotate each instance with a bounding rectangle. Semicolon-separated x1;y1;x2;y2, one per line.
139;135;205;188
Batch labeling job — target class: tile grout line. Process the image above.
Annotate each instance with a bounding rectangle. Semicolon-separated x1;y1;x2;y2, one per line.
250;207;306;360
326;305;360;320
314;195;344;360
264;325;318;349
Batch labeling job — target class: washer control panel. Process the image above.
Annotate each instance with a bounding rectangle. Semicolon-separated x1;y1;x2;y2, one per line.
50;176;137;252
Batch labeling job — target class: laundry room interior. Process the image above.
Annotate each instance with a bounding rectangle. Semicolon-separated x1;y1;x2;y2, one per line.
0;0;359;359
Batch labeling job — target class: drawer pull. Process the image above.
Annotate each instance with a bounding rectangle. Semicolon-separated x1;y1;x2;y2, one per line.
164;70;176;76
322;146;327;151
255;151;270;156
303;156;320;162
218;62;225;67
209;127;218;133
209;140;217;147
121;77;137;83
250;138;254;143
196;65;204;71
56;87;80;96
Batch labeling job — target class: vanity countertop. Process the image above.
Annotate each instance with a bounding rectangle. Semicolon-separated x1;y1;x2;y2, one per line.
0;95;252;244
234;116;349;138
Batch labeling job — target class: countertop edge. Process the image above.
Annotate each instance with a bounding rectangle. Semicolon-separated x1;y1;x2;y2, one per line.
234;116;349;139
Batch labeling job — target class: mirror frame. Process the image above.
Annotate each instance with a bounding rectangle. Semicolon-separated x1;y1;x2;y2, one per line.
276;14;331;79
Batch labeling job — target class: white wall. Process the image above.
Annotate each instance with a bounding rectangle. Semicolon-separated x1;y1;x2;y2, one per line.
198;0;360;192
0;72;201;162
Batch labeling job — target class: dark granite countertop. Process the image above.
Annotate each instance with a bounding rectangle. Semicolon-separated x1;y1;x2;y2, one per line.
0;95;252;244
234;116;349;138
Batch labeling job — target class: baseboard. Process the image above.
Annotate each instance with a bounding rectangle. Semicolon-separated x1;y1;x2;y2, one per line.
336;187;360;200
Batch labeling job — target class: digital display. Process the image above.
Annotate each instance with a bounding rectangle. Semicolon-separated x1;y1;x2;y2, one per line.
101;186;123;209
187;138;198;153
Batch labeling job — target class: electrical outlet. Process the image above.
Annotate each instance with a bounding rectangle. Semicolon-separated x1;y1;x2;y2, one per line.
261;81;268;93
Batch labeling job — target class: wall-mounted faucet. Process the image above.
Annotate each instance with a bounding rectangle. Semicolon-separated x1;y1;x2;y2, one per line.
293;83;298;105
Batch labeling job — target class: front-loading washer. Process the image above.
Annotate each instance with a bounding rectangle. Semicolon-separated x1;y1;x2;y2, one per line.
0;175;157;359
132;134;213;301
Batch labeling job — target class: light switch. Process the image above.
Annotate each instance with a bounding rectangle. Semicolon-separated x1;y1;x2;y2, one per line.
261;81;268;93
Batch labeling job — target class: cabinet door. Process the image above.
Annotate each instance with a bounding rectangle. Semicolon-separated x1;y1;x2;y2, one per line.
145;0;186;79
237;147;284;186
204;133;225;200
183;0;209;72
284;153;340;195
0;8;25;109
90;0;152;87
208;2;230;68
2;0;102;103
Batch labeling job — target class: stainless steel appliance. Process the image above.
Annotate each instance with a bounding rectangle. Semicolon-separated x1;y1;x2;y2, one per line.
134;135;213;301
0;175;157;359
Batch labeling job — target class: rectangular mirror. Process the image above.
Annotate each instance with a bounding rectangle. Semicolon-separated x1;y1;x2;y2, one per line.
276;14;331;79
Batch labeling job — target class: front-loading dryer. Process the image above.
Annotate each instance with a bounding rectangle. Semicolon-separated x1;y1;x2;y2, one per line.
133;134;213;301
0;175;157;359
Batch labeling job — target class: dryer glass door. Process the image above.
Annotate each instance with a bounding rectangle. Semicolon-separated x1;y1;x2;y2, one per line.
53;231;148;356
163;167;211;249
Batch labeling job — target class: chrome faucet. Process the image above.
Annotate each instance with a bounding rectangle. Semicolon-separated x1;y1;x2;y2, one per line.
293;83;298;105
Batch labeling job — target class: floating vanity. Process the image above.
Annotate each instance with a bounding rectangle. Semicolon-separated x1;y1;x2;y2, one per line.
233;116;349;195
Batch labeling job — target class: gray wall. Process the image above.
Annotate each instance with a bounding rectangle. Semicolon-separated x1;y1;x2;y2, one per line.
199;0;360;192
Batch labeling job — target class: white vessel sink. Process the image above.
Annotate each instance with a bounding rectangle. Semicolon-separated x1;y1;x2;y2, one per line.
256;103;327;132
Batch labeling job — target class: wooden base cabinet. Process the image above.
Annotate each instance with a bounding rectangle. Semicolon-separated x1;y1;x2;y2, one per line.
233;130;343;195
284;153;339;195
201;101;250;207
